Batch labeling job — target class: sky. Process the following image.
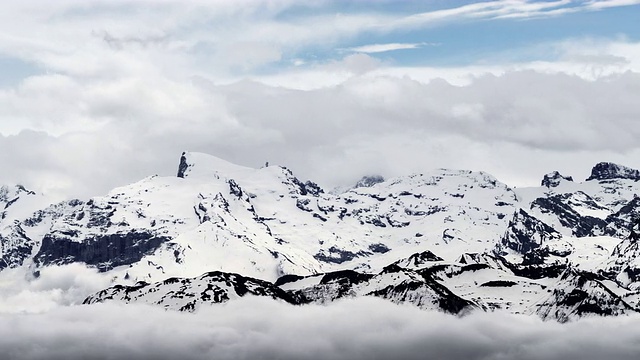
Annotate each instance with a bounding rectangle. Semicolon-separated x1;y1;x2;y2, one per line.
1;0;640;199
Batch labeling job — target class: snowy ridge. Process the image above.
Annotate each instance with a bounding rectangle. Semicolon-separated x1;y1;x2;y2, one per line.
3;152;640;321
83;270;298;311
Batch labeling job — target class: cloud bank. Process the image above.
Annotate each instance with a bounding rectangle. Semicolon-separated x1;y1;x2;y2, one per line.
3;67;640;198
1;296;640;360
346;42;435;54
0;264;112;313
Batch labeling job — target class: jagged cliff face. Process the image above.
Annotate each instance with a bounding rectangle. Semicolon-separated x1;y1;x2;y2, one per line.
587;162;640;182
3;152;640;322
0;184;53;270
541;171;573;188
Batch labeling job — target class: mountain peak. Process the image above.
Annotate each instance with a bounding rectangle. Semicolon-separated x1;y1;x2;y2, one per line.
541;171;573;188
0;184;36;205
354;175;385;189
176;152;253;179
586;162;640;182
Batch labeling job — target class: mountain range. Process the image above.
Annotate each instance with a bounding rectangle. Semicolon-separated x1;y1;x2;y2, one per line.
3;152;640;322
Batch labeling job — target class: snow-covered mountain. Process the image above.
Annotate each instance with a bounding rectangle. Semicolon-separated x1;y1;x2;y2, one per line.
3;152;640;322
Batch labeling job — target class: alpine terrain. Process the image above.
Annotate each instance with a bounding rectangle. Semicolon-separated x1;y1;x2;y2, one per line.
3;152;640;322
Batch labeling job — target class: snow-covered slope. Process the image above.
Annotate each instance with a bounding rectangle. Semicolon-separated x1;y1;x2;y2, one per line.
0;184;54;270
83;270;298;311
3;152;640;321
1;152;520;283
85;249;637;322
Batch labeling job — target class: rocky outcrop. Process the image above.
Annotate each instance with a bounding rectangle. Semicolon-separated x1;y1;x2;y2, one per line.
288;264;477;314
531;193;607;237
84;270;300;311
0;224;34;269
535;268;637;322
391;250;444;270
176;152;189;178
586;162;640;182
34;231;170;271
541;171;573;188
498;209;562;259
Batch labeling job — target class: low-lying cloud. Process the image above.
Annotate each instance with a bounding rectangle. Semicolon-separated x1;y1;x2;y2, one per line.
1;296;640;360
0;264;112;313
1;264;639;360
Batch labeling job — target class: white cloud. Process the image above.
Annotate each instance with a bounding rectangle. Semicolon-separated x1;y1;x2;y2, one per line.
0;264;112;313
0;1;638;199
346;42;436;54
0;0;635;85
1;296;640;360
586;0;640;10
2;59;640;198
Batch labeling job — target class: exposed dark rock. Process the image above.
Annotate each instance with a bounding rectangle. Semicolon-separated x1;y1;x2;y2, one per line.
586;162;640;182
368;243;390;254
313;246;370;264
228;179;243;199
320;269;374;285
304;181;324;196
84;270;300;310
531;193;607;237
506;263;568;280
385;215;410;228
405;206;445;217
536;268;638;322
288;265;477;315
34;231;170;271
404;208;427;216
15;184;36;195
495;201;512;207
296;198;312;212
283;168;324;196
392;250;443;269
313;213;327;222
177;152;189;178
541;171;574;188
498;209;561;257
289;270;374;304
370;269;476;314
456;253;508;270
442;229;458;243
274;274;307;287
601;218;640;284
480;280;518;287
602;197;640;238
0;225;33;270
419;263;491;279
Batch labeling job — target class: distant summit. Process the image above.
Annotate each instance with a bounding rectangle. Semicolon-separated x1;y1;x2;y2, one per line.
176;151;253;179
586;162;640;182
541;171;573;188
354;175;384;189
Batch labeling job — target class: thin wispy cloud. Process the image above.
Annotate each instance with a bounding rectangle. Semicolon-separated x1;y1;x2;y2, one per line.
387;0;638;27
586;0;640;10
344;42;438;54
